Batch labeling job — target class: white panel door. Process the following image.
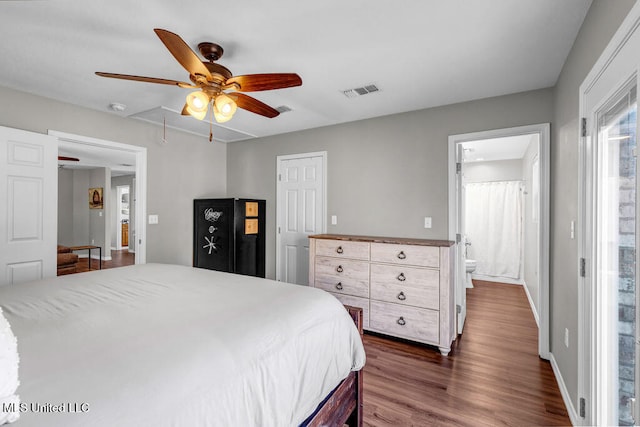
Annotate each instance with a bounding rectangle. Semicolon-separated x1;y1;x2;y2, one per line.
277;153;325;285
455;144;467;333
0;126;57;286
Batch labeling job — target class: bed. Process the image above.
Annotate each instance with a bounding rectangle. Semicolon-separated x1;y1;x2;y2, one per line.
0;263;365;426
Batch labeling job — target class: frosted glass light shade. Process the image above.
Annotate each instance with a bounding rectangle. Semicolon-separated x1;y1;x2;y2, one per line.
185;91;209;120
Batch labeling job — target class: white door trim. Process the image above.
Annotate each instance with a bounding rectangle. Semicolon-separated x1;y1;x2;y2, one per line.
48;130;147;264
275;151;327;282
578;3;640;425
447;123;551;359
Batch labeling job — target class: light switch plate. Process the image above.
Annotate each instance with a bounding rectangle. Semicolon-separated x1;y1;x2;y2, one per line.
331;215;337;225
148;214;159;224
424;217;432;228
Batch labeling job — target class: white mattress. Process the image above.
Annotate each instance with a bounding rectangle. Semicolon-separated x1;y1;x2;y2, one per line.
0;263;365;426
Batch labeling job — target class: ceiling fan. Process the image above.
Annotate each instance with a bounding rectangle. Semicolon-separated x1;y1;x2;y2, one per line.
96;29;302;127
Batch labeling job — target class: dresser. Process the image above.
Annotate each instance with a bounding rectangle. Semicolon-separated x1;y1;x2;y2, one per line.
309;234;456;355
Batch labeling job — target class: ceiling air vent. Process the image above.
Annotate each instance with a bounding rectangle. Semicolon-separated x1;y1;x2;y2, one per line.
276;105;292;113
342;84;380;99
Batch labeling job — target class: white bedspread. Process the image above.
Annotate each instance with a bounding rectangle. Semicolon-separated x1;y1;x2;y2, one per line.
0;264;365;427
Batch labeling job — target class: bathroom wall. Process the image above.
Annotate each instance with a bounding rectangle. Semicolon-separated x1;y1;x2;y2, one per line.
464;159;523;183
463;158;525;284
522;136;541;318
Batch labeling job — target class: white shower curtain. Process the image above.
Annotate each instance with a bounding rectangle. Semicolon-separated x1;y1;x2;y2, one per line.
465;181;522;279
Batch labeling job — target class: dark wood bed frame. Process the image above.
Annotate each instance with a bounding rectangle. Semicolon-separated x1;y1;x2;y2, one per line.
303;305;363;427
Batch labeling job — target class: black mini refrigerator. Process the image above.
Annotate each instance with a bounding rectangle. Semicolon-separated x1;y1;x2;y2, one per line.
193;198;266;277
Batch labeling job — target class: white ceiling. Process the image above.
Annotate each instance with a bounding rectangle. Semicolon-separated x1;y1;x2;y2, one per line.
461;134;536;163
0;0;591;146
58;139;136;176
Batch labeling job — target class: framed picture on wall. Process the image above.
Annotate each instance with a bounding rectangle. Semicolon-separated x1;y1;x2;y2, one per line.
89;187;103;209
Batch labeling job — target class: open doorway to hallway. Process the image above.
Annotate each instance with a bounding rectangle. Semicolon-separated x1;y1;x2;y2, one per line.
54;130;147;273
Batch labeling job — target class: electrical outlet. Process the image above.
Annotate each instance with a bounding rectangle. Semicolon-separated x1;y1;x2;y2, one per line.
424;217;432;229
91;239;95;245
564;328;569;348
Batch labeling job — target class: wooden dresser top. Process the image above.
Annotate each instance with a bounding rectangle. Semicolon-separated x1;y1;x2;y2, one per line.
309;234;455;247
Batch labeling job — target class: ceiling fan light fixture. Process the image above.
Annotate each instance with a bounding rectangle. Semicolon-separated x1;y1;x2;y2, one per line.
213;94;237;123
185;91;209;120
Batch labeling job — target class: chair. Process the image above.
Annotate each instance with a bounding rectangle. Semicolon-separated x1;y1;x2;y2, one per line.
57;245;78;275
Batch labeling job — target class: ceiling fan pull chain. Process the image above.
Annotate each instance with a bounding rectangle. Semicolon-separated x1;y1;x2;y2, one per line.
209;100;213;142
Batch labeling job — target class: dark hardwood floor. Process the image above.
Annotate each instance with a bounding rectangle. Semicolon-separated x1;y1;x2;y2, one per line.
362;280;570;427
75;249;135;273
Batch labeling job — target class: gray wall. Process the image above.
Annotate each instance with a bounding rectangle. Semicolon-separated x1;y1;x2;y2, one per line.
89;168;110;255
551;0;636;408
57;168;74;246
227;88;554;280
0;85;227;265
72;170;90;246
522;137;540;313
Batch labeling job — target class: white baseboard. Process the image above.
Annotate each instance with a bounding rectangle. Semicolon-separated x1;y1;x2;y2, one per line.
522;281;539;328
549;353;579;426
472;273;523;285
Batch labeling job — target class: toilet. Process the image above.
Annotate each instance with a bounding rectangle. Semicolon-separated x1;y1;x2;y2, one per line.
465;259;477;288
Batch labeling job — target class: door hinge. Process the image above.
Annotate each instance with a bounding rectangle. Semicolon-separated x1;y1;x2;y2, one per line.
456;162;462;174
456;304;461;314
581;117;587;137
630;397;636;423
278;226;281;234
456;233;462;243
580;258;586;277
579;397;586;418
278;174;282;182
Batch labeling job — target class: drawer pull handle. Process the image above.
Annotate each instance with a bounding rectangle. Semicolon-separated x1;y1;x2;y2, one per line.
336;246;344;254
397;316;406;326
397;291;406;301
335;282;343;290
397;273;406;282
397;251;407;260
336;265;344;273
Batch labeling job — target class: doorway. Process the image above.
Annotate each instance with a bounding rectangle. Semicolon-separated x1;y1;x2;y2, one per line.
50;130;147;265
116;185;130;250
276;151;327;285
448;123;551;359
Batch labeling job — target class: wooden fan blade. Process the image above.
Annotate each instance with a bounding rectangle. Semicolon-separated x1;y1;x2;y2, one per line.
96;72;196;88
228;93;279;118
58;156;79;162
225;73;302;92
154;29;212;79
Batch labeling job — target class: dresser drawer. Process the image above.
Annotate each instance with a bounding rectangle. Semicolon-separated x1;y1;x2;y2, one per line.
370;264;439;310
370;300;439;344
328;292;370;329
315;256;369;298
370;242;439;268
315;239;370;260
